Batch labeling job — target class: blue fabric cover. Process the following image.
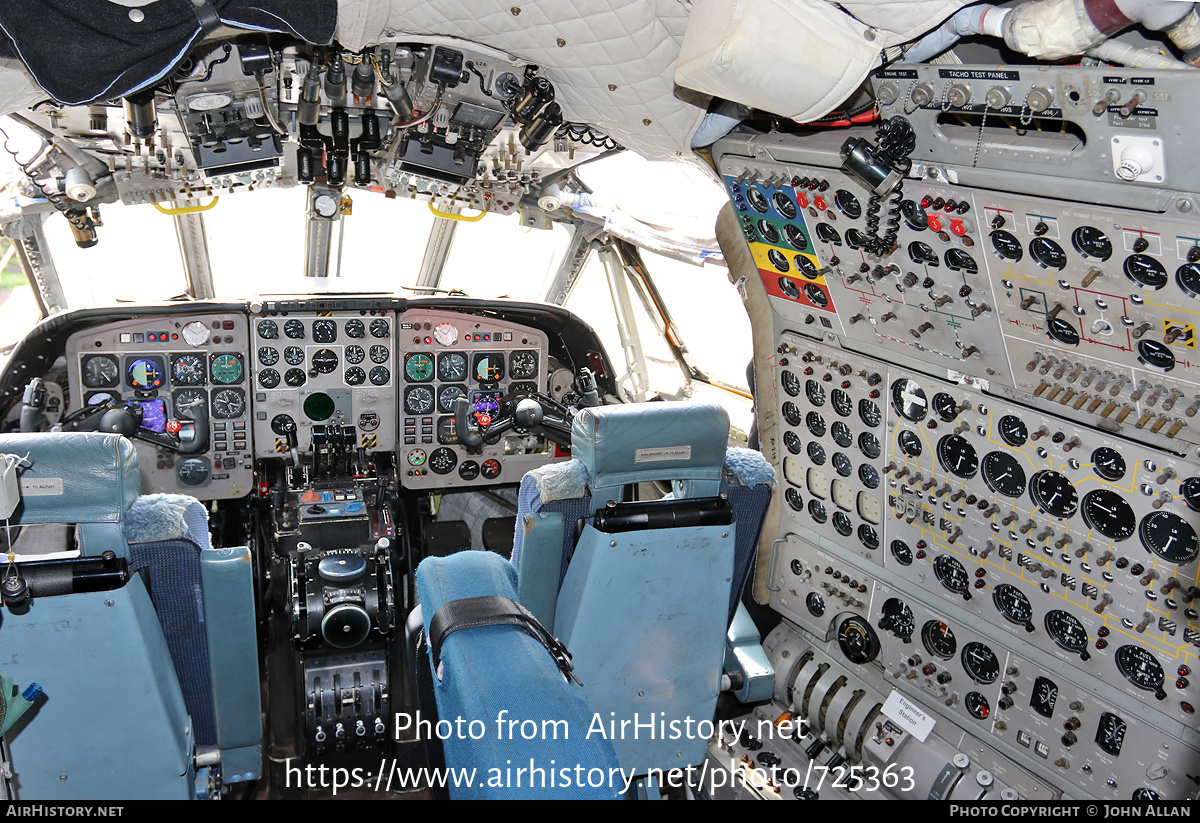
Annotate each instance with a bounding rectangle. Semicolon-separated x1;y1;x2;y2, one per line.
0;432;140;525
416;551;623;799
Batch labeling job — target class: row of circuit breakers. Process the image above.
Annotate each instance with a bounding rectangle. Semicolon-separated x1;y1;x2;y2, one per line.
712;65;1200;801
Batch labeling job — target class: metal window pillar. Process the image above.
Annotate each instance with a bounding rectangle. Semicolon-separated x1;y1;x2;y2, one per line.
542;223;597;305
12;214;67;317
173;210;216;299
414;204;460;291
598;241;649;402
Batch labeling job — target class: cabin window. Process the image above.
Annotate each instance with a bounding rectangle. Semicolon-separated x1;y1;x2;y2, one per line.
438;220;572;301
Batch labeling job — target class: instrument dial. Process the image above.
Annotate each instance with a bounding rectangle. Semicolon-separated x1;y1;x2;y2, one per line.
982;451;1027;497
858;523;879;550
806;591;825;616
806;411;825;437
258;347;279;366
1123;254;1168;289
284;368;306;387
284;346;304;366
407;449;426;466
1136;339;1175;371
783;431;803;455
1182;476;1200;510
438;352;468;382
1030;237;1067;270
934;554;971;598
783;224;808;251
429;447;458;475
1176;262;1200;297
830;389;852;418
1029;470;1079;518
858;463;880;489
961;641;1000;684
284;319;305;339
803;282;828;307
992;584;1034;630
807;441;826;465
369;366;390;386
211;388;245;419
1114;645;1166;698
472;352;506;383
932;392;958;421
1138;510;1199;564
181;320;210;347
1096;712;1127;756
1092;446;1126;480
310;348;338;374
944;248;977;274
509;351;538;379
370;318;390;338
127;357;164;389
404;386;435;415
831;421;852;447
312;319;337;343
836;615;880;664
1072;226;1112;260
898;430;923;457
782;402;803;427
937;434;979;478
1047;317;1080;346
778;277;800;299
344;367;365;386
921;620;957;659
891;378;928;422
172;388;207;414
965;692;991;720
808;499;827;523
858;431;881;459
780;370;800;397
370;345;390;364
257;319;278;339
785;487;804;511
345;345;365;365
858;398;881;427
481;459;502;480
258;369;280;388
82;354;119;388
1045;610;1089;659
438;385;467;414
405;353;434;382
909;241;939;266
1030;676;1058;718
815;223;841;245
998;415;1027;447
832;511;853;536
758;221;780;246
459;460;480;481
210;353;243;384
901;199;927;231
890;539;913;565
344;319;365;339
805;379;826;407
171;354;206;385
878;598;914;640
1080;489;1136;541
832;451;853;477
773;191;797;220
746;187;768;213
990;230;1023;261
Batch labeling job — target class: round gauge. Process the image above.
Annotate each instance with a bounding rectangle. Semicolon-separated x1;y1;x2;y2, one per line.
934;555;971;598
177;458;210;487
1029;237;1067;270
1114;645;1166;697
1072;226;1113;260
458;460;480;481
370;345;390;365
284;346;304;366
1176;262;1200;298
937;434;979;478
806;591;825;617
369;366;390;386
284;368;306;387
803;282;828;307
313;192;339;218
836;615;880;664
304;392;334;422
830;389;853;418
171;354;206;385
172;388;207;413
510;381;537;397
982;451;1027;497
858;431;881;459
1092;446;1126;481
781;370;800;397
345;319;365;339
312;320;337;344
211;388;245;419
407;449;427;467
257;319;279;340
258;347;279;366
344;367;365;386
891;378;928;422
831;421;852;447
922;620;957;659
284;319;305;339
1029;470;1079;518
428;447;458;475
961;641;1000;684
858;524;880;551
944;248;978;274
258;368;280;389
933;392;958;421
778;277;800;299
806;411;826;437
808;499;827;524
832;511;853;536
783;224;808;251
806;379;826;407
908;241;939;266
310;348;338;374
370;318;390;338
481;459;502;480
1138;510;1199;564
1182;476;1200;510
1123;254;1168;289
858;399;881;428
438;385;467;414
878;598;913;639
815;223;841;245
807;441;826;465
773;191;797;220
990;230;1023;261
345;345;365;365
1096;712;1127;756
767;248;789;272
785;487;804;512
992;584;1034;630
859;463;880;489
782;402;803;427
844;227;866;248
181;320;210;347
127;357;164;389
1132;789;1160;802
783;431;803;455
998;415;1027;447
834;189;861;219
833;452;853;477
757;220;780;245
82;354;119;388
210;354;243;384
405;353;434;382
746;187;768;213
901;199;927;231
891;539;914;566
472;352;506;383
404;385;435;415
1136;339;1175;372
509;351;538;379
1080;489;1136;541
898;429;923;458
1047;317;1081;346
1044;610;1090;659
965;692;991;720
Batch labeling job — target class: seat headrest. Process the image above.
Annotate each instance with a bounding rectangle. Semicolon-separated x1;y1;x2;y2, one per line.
0;433;140;525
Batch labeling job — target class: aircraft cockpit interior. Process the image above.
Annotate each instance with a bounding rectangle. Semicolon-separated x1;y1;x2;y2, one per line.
0;0;1198;803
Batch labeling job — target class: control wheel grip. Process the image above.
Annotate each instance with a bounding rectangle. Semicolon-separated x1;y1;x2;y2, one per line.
453;397;484;447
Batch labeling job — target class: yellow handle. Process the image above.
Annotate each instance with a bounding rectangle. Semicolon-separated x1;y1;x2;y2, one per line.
428;202;486;222
153;196;219;215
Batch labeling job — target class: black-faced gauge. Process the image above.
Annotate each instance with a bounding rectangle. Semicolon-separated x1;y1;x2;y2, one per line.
1132;789;1160;802
782;402;803;427
859;463;880;489
82;354;119;388
832;511;853;536
1029;470;1079;518
961;641;1000;684
784;224;808;251
803;283;828;307
211;388;245;419
982;451;1027;498
458;460;480;481
407;449;426;467
858;524;880;551
177;458;210;487
845;229;866;250
784;430;803;455
879;598;913;639
938;434;979;478
891;378;928;422
785;487;804;511
758;220;780;246
1123;254;1168;289
806;410;826;437
815;223;841;245
837;615;881;664
258;347;279;367
1136;339;1175;371
1114;645;1166;698
831;421;852;447
773;191;797;220
795;256;820;280
370;318;390;338
781;370;800;397
370;345;390;364
1095;712;1127;756
405;353;434;382
1029;676;1058;719
369;366;390;386
435;352;465;382
310;348;338;374
471;352;505;383
908;241;939;266
1176;262;1200;298
436;416;458;445
898;429;923;458
345;319;365;339
944;248;978;274
172;388;207;413
998;415;1027;447
808;499;827;523
965;692;991;720
345;345;365;365
284;319;305;339
990;230;1023;261
935;554;971;597
303;394;334;422
344;367;365;386
1139;510;1199;564
1081;489;1136;541
901;199;927;231
428;447;458;475
922;620;957;659
126;357;164;389
257;319;278;339
1181;476;1200;510
807;441;826;465
834;189;862;219
831;389;853;418
1030;237;1067;270
1045;610;1090;659
168;354;204;385
509;351;538;379
833;452;853;477
777;276;799;299
284;346;304;366
806;591;825;617
284;368;306;387
806;379;826;406
746;187;768;213
1092;447;1126;481
858;398;881;428
933;392;959;422
312;319;337;344
858;431;881;459
992;584;1034;631
258;368;280;389
1072;226;1113;260
891;539;915;566
404;385;435;415
1047;317;1081;346
438;385;467;414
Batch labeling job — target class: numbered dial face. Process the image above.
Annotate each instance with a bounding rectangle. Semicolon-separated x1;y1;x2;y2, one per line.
891;378;928;422
831;421;852;448
982;451;1027;497
1123;254;1168;289
746;187;768;213
834;189;862;219
782;402;803;427
438;385;467;414
965;692;991;720
785;488;804;512
257;319;279;339
438;352;467;382
1136;339;1175;371
211;388;245;419
509;351;538;380
783;431;803;455
1182;477;1200;510
1029;237;1067;270
370;345;390;364
284;368;306;387
173;388;207;414
803;283;828;307
807;442;826;465
937;435;979;478
210;354;243;384
858;431;881;459
258;347;279;367
898;430;923;458
1114;645;1166;697
344;319;365;339
781;371;800;397
405;353;435;382
428;447;458;475
992;584;1033;629
921;621;957;659
1080;489;1136;541
759;222;781;246
1072;226;1112;260
407;449;426;466
1096;713;1127;756
961;642;1000;684
284;319;305;339
472;353;505;383
310;348;338;374
806;412;825;437
1030;676;1059;719
858;524;879;550
345;345;365;365
171;354;206;385
82;355;119;388
1047;317;1080;346
1139;511;1200;564
859;464;880;489
808;499;827;523
806;380;826;407
932;392;958;421
312;320;337;343
991;230;1023;261
1092;446;1126;481
1029;471;1079;518
784;224;807;251
806;591;825;616
773;191;797;220
944;248;977;274
878;598;914;639
934;555;970;597
344;367;365;386
998;415;1027;447
858;399;881;427
830;389;853;418
370;318;390;338
1176;263;1200;298
284;346;304;366
404;386;435;415
369;366;390;386
836;615;880;664
832;511;853;536
1045;610;1089;658
258;369;280;388
890;539;913;566
458;461;480;481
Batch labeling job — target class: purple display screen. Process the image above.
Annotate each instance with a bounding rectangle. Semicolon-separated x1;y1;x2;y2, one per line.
470;390;503;415
139;398;168;432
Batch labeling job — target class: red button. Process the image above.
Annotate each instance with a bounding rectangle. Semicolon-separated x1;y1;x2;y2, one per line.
813;196;827;211
166;420;182;434
950;218;967;237
927;214;943;232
